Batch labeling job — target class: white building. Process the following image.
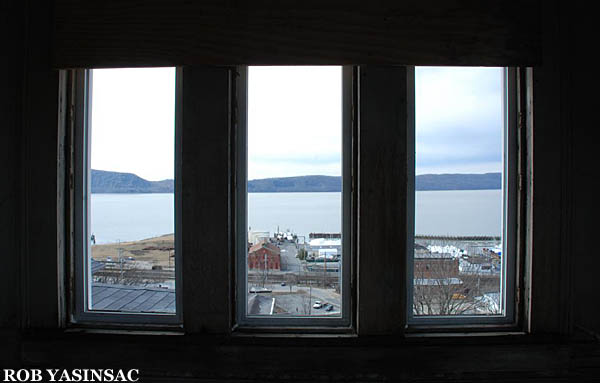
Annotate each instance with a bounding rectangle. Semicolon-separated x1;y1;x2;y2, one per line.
248;230;270;245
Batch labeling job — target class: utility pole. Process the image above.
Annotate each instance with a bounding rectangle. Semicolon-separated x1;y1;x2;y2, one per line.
309;285;312;316
323;256;327;288
118;246;123;284
263;252;267;287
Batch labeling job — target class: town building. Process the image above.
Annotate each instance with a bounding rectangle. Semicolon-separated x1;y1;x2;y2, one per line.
248;230;270;245
247;241;281;270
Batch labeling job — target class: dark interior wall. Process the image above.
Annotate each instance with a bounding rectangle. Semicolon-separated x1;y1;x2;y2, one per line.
0;0;23;330
529;0;572;335
52;0;541;67
21;0;62;330
531;0;599;338
0;0;24;365
1;0;600;380
571;7;599;337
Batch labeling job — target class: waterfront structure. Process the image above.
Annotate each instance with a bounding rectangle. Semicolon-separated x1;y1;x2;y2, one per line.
308;236;342;259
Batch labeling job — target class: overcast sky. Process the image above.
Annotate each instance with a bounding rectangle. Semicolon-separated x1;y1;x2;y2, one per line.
91;66;504;181
248;66;342;180
91;67;175;181
415;66;504;175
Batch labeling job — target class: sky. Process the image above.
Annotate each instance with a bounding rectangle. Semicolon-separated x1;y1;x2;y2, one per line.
415;66;504;175
91;67;175;181
90;66;504;181
248;66;342;180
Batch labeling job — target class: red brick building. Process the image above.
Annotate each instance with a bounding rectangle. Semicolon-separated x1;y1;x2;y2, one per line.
248;241;281;270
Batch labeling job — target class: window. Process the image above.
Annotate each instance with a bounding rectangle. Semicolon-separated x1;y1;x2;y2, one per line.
407;67;517;325
235;66;353;326
72;68;181;324
67;65;519;331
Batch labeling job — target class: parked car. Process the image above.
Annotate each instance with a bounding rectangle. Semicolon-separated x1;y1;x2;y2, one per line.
325;304;334;312
313;301;322;309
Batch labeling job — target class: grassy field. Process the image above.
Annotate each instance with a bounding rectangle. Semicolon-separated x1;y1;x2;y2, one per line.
91;234;174;267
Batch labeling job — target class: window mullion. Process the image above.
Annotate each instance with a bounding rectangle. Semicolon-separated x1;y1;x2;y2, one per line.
180;66;234;334
357;66;411;335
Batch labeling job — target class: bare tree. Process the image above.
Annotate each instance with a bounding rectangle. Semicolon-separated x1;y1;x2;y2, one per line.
412;255;500;316
299;292;310;315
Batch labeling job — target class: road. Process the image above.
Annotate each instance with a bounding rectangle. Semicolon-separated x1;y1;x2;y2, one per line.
247;240;343;315
278;241;302;272
256;282;342;316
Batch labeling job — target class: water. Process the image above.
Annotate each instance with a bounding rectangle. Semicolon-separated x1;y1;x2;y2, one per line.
90;193;174;244
415;190;501;237
90;190;501;244
248;192;342;240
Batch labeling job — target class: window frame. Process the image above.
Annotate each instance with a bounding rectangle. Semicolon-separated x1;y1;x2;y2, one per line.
406;67;519;327
71;68;183;325
64;65;525;333
233;66;355;329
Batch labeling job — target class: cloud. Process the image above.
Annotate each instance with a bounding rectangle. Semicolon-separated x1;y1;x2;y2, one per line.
248;66;342;179
247;66;505;179
90;66;505;181
415;67;504;174
90;67;176;181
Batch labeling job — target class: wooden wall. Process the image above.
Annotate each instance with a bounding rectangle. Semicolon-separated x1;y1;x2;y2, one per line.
53;0;541;68
0;0;23;329
570;4;599;338
0;0;25;365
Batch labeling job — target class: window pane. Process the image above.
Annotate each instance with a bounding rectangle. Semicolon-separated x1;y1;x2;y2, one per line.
412;67;505;317
246;66;343;317
88;68;176;314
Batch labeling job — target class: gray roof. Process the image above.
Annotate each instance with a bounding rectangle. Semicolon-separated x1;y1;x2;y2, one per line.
248;294;274;315
91;283;175;313
91;259;105;274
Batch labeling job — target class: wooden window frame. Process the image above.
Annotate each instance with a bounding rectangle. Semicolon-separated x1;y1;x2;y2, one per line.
233;66;355;330
69;68;183;326
64;65;530;335
406;67;520;327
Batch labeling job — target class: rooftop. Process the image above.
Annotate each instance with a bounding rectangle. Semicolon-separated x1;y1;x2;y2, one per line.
249;240;281;255
91;283;175;313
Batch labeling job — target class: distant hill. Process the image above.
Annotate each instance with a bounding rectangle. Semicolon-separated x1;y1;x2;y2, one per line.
249;173;501;192
248;175;340;193
91;170;501;193
91;169;173;193
415;173;501;191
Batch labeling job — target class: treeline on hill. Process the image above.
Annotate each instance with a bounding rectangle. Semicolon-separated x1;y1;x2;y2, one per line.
248;173;501;192
91;170;501;193
414;173;501;191
248;175;340;192
91;169;173;193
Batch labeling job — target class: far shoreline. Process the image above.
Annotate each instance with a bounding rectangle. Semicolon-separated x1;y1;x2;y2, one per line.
91;188;502;195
